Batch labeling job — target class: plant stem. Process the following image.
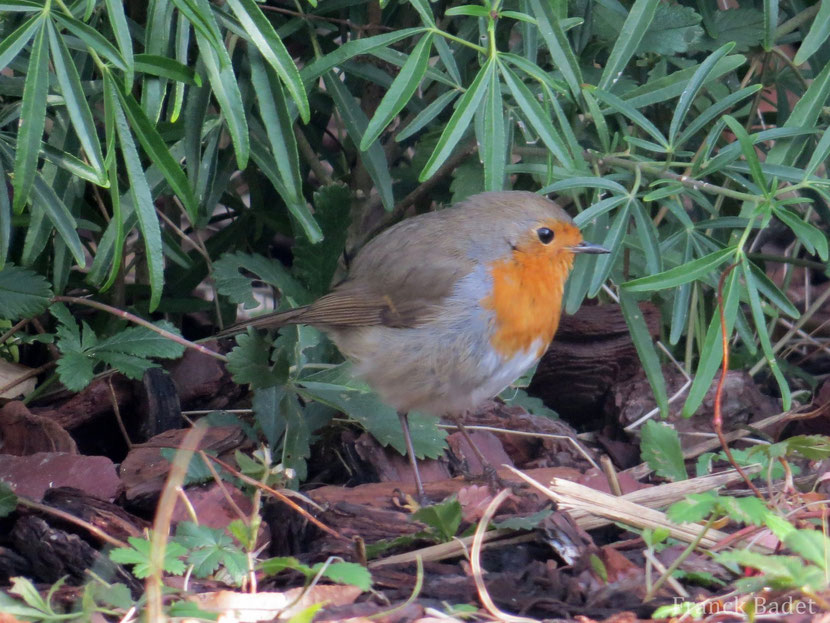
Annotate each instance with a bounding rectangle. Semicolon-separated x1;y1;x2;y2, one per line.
589;153;762;203
52;296;228;362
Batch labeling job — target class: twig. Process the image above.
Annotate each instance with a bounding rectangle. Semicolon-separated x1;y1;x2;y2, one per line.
0;361;53;398
52;296;227;363
17;496;130;549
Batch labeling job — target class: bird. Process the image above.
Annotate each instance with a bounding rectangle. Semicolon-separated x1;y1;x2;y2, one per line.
222;191;609;500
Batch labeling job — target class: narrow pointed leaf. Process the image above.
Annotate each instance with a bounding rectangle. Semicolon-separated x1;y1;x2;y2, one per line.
682;267;741;417
301;29;424;84
620;290;669;416
225;0;309;122
324;74;394;210
676;84;761;147
105;0;134;85
53;12;127;72
500;63;571;166
194;31;249;168
396;89;459;142
12;20;48;214
623;246;735;291
31;175;85;265
420;61;492;181
743;262;791;409
598;0;659;92
763;0;778;51
669;43;734;146
528;0;583;100
794;0;830;65
134;54;200;84
114;86;198;223
46;21;107;184
0;13;40;73
107;75;164;311
362;33;433;150
482;62;505;191
591;86;668;148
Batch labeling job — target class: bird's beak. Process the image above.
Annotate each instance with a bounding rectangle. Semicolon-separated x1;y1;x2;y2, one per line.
569;241;610;254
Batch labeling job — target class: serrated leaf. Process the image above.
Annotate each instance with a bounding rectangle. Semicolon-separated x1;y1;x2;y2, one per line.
0;264;52;318
697;8;764;52
214;251;308;309
292;184;351;297
227;332;287;389
109;536;187;579
720;495;768;526
640;420;686;481
413;497;462;541
637;3;703;55
666;491;718;523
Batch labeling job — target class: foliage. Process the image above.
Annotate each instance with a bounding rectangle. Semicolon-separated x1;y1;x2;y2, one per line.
259;556;372;591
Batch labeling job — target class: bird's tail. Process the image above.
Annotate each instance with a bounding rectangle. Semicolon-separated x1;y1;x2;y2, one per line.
216;305;310;337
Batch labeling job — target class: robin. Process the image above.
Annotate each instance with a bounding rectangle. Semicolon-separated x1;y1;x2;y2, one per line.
224;191;609;499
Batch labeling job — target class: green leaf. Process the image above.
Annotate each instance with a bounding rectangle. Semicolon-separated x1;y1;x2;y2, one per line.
720;495;768;526
783;529;830;571
492;509;553;531
31;174;86;266
52;12;127;71
12;19;47;214
292;184;350;296
0;14;40;74
109;535;187;579
413;497;462;541
227;333;287;390
0;481;17;517
742;263;791;410
675;84;761;147
445;5;489;17
666;491;719;523
250;50;304;219
134;53;201;84
762;0;778;51
396;89;459;142
623;247;735;291
598;0;659;92
766;59;830;167
0;263;52;319
669;43;734;147
636;3;703;55
683;266;741;417
311;561;372;591
640;420;686;481
362;33;433;150
542;177;628;196
697;8;764;52
225;0;310;123
214;250;308;309
501;63;571;166
106;74;165;311
528;0;583;100
804;126;830;178
590;86;667;148
721;115;767;193
301;29;425;84
773;207;829;261
407;0;436;26
105;0;135;85
194;29;249;169
114;86;198;222
620;290;668;418
794;0;830;65
419;60;492;181
482;62;505;191
324;73;394;210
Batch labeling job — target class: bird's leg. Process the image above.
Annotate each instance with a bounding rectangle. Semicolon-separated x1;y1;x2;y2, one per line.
398;411;427;502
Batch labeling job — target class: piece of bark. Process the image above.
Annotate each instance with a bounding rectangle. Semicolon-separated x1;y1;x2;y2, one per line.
119;425;247;508
131;368;183;443
10;515;140;591
0;400;77;455
0;453;120;501
42;487;146;541
530;303;661;423
352;432;451;486
32;374;134;430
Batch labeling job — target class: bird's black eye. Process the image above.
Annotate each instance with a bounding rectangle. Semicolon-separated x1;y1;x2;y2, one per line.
537;227;554;244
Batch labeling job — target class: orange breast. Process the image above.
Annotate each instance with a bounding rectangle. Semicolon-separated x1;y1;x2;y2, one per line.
481;249;574;359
